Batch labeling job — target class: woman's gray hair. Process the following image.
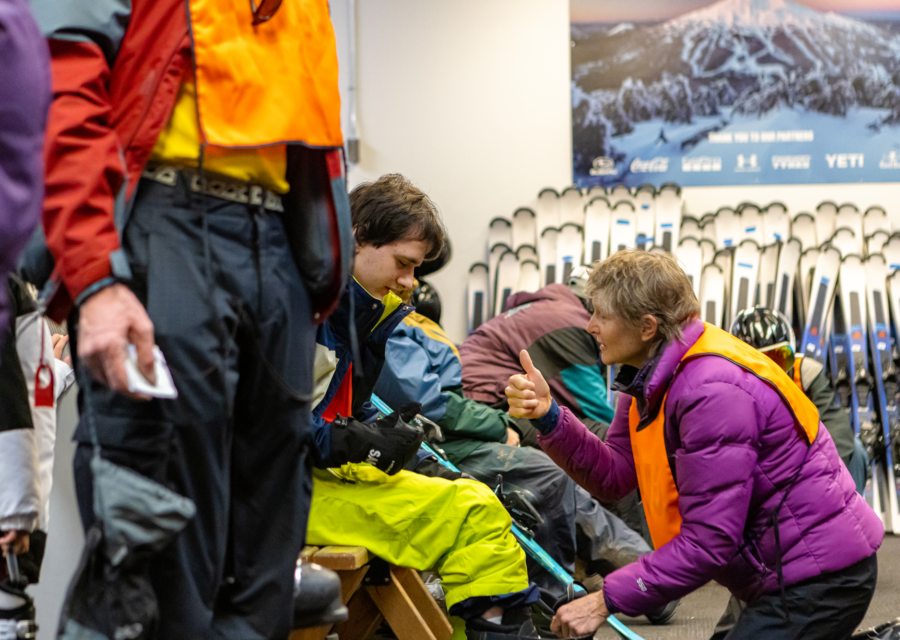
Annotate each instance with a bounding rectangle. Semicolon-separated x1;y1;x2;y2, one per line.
585;249;700;345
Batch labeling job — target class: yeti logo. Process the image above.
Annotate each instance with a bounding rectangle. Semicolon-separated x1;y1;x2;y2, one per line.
365;449;382;466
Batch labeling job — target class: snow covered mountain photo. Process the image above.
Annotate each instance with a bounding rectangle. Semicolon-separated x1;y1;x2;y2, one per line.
571;0;900;187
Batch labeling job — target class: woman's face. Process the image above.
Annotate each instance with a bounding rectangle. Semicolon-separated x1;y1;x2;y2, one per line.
586;297;657;368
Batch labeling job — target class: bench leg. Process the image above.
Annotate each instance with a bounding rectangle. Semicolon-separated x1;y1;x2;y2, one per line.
366;568;446;640
333;589;383;640
392;568;452;640
289;566;371;640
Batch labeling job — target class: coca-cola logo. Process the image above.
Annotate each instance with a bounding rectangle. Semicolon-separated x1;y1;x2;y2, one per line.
630;157;669;173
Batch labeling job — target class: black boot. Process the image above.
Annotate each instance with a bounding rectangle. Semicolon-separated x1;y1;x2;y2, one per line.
645;598;681;625
0;582;37;640
291;561;348;629
465;606;541;639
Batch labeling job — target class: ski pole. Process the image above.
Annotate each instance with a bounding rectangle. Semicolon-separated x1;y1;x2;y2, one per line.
370;394;646;640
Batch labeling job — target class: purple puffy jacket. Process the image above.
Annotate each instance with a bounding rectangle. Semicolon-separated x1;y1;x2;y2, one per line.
537;319;883;617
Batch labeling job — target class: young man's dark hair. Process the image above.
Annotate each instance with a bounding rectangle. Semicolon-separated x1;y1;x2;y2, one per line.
350;174;446;260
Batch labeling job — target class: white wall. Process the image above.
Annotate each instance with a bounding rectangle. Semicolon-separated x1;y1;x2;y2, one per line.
331;1;900;343
331;0;574;343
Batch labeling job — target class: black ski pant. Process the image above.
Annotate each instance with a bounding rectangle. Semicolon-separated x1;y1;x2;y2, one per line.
72;177;315;640
456;442;651;594
710;553;877;640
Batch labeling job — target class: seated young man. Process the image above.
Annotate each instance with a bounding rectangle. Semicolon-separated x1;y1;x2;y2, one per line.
373;289;681;625
306;174;540;640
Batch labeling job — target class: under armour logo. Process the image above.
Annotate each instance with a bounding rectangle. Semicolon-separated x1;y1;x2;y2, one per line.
737;154;757;169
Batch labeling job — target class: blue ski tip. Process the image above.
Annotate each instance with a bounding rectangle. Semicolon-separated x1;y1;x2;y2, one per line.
616;219;629;225
661;223;673;228
737;262;753;268
745;227;757;232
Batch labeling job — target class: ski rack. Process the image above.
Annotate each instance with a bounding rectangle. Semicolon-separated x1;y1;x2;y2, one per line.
369;394;647;640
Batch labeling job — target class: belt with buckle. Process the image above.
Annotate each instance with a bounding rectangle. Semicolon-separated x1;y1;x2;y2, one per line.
142;165;285;213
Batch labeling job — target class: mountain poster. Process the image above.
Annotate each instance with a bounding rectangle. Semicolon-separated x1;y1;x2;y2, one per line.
571;0;900;187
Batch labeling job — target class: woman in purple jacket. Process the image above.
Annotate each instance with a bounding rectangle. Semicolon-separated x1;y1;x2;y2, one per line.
506;250;883;640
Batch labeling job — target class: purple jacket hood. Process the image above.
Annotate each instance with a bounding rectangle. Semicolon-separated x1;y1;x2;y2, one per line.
538;319;883;616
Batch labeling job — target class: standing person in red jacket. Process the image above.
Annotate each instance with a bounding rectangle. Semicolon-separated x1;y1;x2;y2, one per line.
30;1;353;637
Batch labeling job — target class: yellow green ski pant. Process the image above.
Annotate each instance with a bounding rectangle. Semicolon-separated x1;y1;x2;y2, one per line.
307;465;529;612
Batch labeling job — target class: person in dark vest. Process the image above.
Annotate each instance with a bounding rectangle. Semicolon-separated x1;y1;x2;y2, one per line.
730;306;867;493
505;250;882;640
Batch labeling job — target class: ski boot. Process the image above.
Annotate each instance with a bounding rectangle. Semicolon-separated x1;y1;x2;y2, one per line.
528;586;594;640
0;577;36;640
465;606;542;639
645;598;680;625
291;560;348;629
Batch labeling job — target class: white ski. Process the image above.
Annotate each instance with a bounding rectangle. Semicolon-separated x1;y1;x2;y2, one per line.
699;263;726;328
584;196;612;265
731;239;761;320
655;183;682;253
700;213;718;246
796;247;821;331
884;235;900;272
489;218;512;253
467;263;490;334
609;202;636;254
772;238;802;320
762;202;791;244
676;237;704;299
830;227;859;259
539;228;559;286
714;206;741;249
558;186;584;227
714;248;733;328
864;206;891;238
757;242;780;309
864;255;900;531
512;207;537;251
798;246;840;363
494;249;520;317
815;202;838;247
608;185;633;208
699;238;717;268
536;188;560;237
634;184;656;250
738;203;765;246
489;242;511;316
681;215;701;241
868;231;889;258
791;213;818;251
517;244;538;264
517;260;541;294
835;204;864;255
556;223;584;285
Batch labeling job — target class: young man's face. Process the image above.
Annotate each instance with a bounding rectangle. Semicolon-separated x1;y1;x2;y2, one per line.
354;238;430;299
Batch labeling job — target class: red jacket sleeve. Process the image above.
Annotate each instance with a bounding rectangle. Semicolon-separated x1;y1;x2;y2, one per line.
42;38;124;318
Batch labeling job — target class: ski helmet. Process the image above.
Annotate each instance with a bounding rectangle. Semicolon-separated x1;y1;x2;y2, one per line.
566;265;593;300
411;279;442;324
730;306;796;373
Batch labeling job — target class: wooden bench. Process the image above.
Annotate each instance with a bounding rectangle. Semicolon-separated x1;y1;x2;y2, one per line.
290;546;452;640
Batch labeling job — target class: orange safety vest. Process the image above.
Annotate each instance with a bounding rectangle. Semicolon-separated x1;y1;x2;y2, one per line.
792;354;804;389
629;323;820;550
188;0;343;149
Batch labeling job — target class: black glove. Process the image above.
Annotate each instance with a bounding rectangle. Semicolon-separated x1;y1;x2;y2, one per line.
330;412;424;475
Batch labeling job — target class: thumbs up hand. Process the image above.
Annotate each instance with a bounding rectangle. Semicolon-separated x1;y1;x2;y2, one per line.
506;350;552;420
